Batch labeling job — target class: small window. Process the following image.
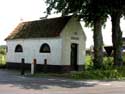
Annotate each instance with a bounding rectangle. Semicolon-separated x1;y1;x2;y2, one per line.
40;43;50;53
15;44;23;52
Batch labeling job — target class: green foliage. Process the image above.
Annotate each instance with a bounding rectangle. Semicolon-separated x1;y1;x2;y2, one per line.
85;55;93;70
70;69;122;80
0;45;6;55
80;55;122;80
103;56;113;70
0;54;6;65
116;66;125;78
45;0;85;15
32;55;125;80
85;55;114;70
45;0;108;26
0;47;6;66
122;53;125;63
0;49;6;55
70;56;122;80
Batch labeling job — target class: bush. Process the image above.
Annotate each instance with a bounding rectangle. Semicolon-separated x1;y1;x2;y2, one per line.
85;55;115;70
85;55;94;70
70;56;122;80
0;46;6;54
70;69;122;80
102;56;113;70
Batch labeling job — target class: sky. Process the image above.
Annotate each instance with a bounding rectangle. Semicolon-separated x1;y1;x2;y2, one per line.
0;0;125;49
0;0;46;44
83;18;125;48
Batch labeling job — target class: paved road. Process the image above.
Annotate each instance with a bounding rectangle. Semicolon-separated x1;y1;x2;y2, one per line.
0;69;125;94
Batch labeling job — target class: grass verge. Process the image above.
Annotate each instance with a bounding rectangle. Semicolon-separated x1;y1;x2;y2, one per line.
29;67;125;80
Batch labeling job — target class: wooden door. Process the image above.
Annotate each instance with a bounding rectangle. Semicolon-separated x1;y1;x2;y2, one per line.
71;43;78;71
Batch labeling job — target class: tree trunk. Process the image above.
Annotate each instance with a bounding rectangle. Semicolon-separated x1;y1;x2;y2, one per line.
93;17;104;69
111;11;123;66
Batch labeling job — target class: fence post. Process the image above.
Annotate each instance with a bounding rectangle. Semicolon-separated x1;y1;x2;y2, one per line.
21;58;25;75
44;59;47;73
31;59;37;75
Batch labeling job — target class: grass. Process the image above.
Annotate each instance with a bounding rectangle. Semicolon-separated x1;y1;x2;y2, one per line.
30;55;125;80
30;68;123;80
31;72;71;78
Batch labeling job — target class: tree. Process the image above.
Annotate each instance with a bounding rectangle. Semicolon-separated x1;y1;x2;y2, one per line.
45;0;108;68
111;10;123;66
81;0;108;68
104;0;125;66
0;50;5;55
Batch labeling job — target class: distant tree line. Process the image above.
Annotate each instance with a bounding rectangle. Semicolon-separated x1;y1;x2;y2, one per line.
0;45;6;55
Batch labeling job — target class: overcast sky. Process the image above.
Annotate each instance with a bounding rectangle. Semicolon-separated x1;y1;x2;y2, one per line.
0;0;125;48
0;0;46;44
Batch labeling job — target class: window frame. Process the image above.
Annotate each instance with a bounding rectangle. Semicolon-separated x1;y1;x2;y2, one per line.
39;43;51;53
15;44;23;53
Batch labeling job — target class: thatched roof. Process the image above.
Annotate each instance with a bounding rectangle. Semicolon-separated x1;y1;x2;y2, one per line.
5;16;71;40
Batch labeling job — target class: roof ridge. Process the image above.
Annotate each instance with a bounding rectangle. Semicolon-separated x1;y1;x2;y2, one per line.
20;16;72;24
5;16;72;40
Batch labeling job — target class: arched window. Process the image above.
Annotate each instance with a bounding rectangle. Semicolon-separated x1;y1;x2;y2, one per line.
15;44;23;52
40;43;50;53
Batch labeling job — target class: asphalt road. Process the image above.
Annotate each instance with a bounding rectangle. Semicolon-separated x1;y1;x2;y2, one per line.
0;69;125;94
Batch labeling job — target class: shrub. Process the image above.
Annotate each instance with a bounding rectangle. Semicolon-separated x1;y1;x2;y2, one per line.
82;56;122;80
85;55;94;70
102;56;113;70
70;69;122;80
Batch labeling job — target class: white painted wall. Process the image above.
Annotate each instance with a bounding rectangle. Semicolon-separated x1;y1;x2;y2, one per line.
6;16;86;66
60;16;86;65
6;38;62;65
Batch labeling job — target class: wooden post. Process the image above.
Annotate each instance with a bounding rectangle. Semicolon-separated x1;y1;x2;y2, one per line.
44;59;47;73
31;59;37;75
44;59;47;65
21;58;25;75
